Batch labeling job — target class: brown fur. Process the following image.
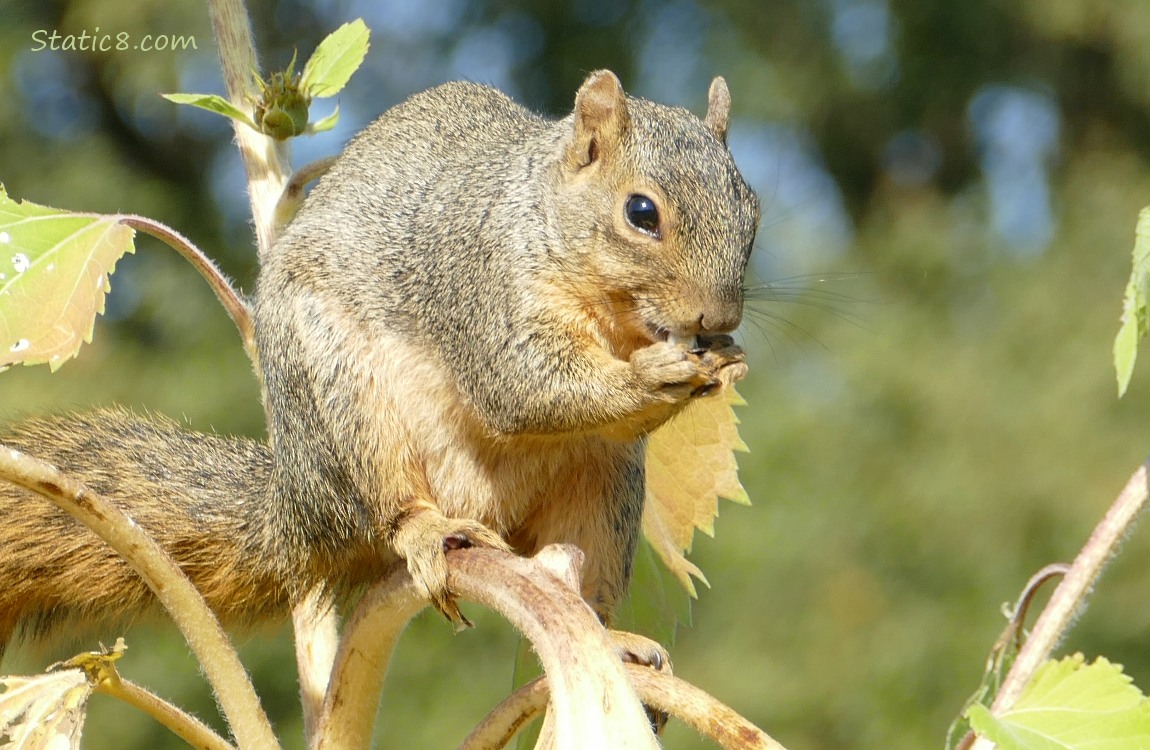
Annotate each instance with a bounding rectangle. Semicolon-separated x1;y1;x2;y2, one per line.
0;409;281;650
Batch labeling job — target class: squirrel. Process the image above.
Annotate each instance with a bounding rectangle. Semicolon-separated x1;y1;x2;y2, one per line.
0;70;759;658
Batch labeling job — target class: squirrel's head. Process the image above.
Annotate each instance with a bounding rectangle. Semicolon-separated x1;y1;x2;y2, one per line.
553;70;760;354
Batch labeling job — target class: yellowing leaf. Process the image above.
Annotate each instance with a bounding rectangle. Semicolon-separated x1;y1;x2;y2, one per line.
0;670;91;749
0;186;135;371
966;654;1150;750
643;386;749;596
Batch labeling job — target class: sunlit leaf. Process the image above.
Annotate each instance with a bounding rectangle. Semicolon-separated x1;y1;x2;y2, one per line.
1114;206;1150;397
643;387;749;596
160;93;257;129
966;654;1150;750
0;187;135;371
300;19;370;99
0;671;90;749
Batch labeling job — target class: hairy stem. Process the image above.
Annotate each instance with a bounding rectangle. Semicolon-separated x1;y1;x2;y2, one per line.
0;445;279;750
98;676;236;750
118;215;255;360
206;0;291;260
968;458;1150;750
203;0;341;732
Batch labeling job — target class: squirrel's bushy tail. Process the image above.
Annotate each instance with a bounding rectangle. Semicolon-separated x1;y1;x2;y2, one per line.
0;409;280;657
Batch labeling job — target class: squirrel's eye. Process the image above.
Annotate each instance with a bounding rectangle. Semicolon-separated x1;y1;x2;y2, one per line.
625;194;660;237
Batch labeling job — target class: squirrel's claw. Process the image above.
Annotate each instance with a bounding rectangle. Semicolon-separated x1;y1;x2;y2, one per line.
609;629;672;673
609;630;673;734
393;512;510;629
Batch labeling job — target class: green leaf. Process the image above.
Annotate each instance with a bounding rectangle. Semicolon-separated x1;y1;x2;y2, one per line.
966;654;1150;750
616;537;693;646
0;186;135;372
299;19;370;99
1114;206;1150;397
160;93;257;129
305;105;340;135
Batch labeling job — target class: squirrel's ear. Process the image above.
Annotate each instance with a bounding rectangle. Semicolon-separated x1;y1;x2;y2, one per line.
568;70;629;170
704;76;731;145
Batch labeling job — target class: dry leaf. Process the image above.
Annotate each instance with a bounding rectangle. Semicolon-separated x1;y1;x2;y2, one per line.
0;186;136;371
643;386;749;596
0;671;91;750
0;640;126;749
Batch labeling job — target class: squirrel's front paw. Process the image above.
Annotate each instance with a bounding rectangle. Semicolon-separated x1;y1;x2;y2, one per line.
695;333;747;393
631;337;746;403
630;341;716;404
393;513;510;628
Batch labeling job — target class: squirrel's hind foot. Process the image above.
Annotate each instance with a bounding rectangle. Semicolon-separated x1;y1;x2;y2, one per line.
391;510;510;629
609;629;673;733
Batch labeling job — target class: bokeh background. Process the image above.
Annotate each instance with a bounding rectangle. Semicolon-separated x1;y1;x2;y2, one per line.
2;0;1150;747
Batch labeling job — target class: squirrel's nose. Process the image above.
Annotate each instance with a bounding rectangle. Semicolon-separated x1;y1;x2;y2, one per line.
698;301;742;334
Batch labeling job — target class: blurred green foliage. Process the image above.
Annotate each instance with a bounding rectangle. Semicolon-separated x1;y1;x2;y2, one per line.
3;0;1150;748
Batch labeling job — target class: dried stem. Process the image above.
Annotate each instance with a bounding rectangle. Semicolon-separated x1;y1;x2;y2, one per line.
457;678;549;750
0;445;279;750
117;215;255;361
311;564;425;750
968;458;1150;750
291;591;339;747
318;546;669;750
627;667;786;750
449;546;659;750
459;664;788;750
